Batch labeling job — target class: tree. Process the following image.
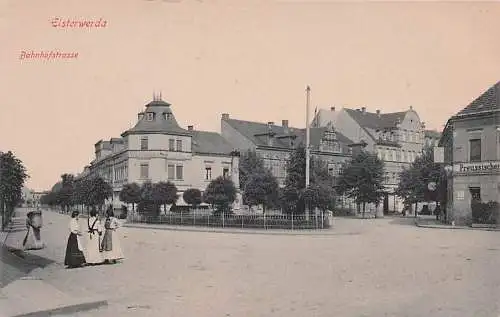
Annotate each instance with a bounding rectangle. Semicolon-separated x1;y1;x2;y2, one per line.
395;146;443;217
153;181;178;213
243;170;279;215
203;176;237;215
280;145;336;214
87;177;112;212
183;188;202;210
119;183;142;213
58;173;75;213
336;151;385;218
0;151;29;230
239;150;266;191
138;181;159;217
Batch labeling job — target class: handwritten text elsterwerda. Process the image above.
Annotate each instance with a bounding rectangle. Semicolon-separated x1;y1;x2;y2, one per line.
51;17;108;28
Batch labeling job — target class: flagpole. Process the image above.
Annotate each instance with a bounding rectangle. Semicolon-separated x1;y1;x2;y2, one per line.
306;86;311;188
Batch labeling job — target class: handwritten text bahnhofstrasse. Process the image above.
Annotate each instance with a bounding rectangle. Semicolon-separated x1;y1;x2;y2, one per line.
20;50;78;61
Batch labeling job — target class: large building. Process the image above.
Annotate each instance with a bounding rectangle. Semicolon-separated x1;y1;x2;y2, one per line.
313;106;428;212
440;81;500;225
221;113;353;187
77;94;241;209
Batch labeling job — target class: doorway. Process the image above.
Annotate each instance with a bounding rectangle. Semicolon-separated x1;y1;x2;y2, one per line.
383;193;389;214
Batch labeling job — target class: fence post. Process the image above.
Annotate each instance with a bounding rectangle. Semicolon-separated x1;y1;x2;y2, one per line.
241;214;244;228
208;213;210;227
291;212;294;230
193;210;196;226
315;210;318;229
321;210;324;228
222;212;225;228
264;212;266;230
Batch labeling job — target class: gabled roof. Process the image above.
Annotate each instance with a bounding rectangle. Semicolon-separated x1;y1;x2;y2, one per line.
454;81;500;117
122;99;191;137
224;118;353;152
344;108;407;130
191;130;234;155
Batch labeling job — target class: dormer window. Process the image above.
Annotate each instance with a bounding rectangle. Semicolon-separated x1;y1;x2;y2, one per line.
146;112;154;121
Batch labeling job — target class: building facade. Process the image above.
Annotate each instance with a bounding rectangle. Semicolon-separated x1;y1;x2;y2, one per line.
313;106;427;212
221;114;353;187
440;81;500;225
77;95;241;209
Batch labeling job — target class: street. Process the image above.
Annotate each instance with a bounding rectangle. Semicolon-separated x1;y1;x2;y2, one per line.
4;209;500;317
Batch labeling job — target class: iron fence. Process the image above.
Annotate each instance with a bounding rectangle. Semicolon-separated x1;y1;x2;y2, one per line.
128;210;332;230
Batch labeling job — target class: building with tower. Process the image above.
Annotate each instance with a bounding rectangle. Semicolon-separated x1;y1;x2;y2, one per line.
76;93;241;210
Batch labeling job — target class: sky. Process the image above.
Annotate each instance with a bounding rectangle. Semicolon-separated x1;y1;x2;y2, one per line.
1;0;500;191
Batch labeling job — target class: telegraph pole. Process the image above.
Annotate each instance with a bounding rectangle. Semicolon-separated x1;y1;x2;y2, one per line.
305;85;311;188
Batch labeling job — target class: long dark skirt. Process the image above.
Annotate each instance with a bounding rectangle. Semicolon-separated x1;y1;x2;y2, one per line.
64;233;86;268
101;230;112;252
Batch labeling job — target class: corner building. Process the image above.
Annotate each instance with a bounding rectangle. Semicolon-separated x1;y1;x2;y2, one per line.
440;81;500;225
76;95;241;209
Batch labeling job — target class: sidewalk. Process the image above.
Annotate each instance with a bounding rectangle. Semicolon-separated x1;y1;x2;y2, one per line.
0;208;107;317
415;215;500;231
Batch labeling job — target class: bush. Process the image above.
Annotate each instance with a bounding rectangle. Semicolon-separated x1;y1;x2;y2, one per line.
472;201;499;225
137;201;160;217
119;205;128;219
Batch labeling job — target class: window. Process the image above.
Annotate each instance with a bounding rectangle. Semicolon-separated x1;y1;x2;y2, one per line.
176;165;183;180
205;167;212;180
168;164;175;180
469;138;481;162
176;140;182;152
469;187;481;202
140;137;148;150
223;168;229;179
392;149;396;161
146;112;154;121
140;163;149;179
169;139;175;151
328;163;335;176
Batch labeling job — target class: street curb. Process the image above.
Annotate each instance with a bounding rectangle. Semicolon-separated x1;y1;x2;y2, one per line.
123;223;343;236
10;299;108;317
415;222;500;232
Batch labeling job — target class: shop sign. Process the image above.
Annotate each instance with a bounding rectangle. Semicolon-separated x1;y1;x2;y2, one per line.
453;161;500;174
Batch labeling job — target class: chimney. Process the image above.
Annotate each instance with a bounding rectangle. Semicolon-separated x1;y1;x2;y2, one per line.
188;125;194;131
138;112;144;121
330;106;335;111
282;120;288;128
376;109;381;116
267;121;274;128
409;105;413;110
361;107;366;113
221;113;229;120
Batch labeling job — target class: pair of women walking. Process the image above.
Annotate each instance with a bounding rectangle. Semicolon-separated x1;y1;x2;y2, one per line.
64;207;124;269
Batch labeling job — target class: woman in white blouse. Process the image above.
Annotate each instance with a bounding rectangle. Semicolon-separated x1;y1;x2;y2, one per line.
64;210;86;268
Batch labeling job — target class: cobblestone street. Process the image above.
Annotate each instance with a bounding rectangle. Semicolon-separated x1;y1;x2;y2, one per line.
4;209;500;317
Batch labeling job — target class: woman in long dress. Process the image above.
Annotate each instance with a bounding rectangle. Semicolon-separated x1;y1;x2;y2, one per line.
85;208;104;265
23;210;44;250
101;208;124;264
64;210;86;268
